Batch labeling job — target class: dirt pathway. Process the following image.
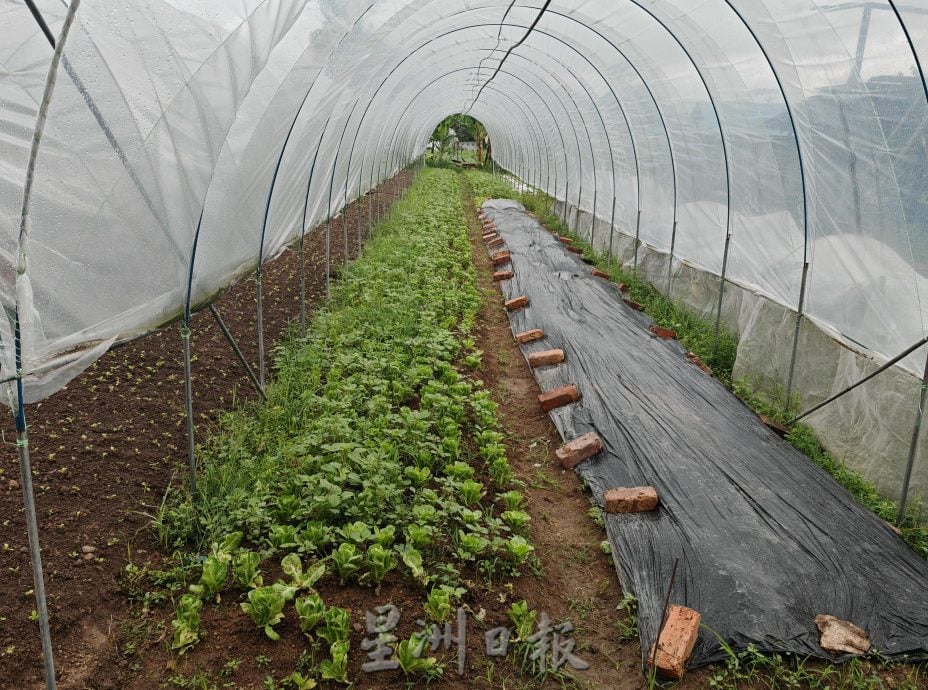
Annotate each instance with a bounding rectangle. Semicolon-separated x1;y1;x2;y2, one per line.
458;174;644;689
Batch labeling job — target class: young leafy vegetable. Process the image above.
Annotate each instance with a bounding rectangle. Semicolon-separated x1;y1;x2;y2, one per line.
170;594;202;654
240;586;287;640
295;592;326;635
232;550;262;590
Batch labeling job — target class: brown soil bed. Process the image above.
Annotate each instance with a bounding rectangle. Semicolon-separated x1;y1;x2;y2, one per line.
0;172;413;689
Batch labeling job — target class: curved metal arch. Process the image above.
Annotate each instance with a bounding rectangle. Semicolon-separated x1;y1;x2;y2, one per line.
389;73;552;193
697;0;810;371
325;97;361;297
382;66;560;198
297;116;331;330
441;5;678;262
886;1;928;522
358;24;640;232
329;16;628;228
372;57;580;221
385;75;547;195
365;45;585;227
340;22;592;229
584;0;730;293
392;63;571;216
502;45;622;250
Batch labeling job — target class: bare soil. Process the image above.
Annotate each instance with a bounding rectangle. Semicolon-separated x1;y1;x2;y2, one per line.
0;173;413;689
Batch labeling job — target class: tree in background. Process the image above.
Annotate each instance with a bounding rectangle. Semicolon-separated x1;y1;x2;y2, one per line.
429;114;488;165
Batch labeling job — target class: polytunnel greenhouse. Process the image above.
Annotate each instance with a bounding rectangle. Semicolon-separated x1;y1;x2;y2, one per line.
2;0;928;687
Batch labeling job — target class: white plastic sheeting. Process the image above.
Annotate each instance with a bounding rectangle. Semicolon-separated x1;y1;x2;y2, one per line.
1;0;927;409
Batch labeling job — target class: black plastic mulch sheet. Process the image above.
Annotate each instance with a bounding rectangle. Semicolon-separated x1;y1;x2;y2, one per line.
482;198;928;668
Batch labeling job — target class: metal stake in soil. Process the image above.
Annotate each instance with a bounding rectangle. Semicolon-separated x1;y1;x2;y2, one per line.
650;557;680;675
181;324;196;496
898;348;928;524
256;270;265;388
712;231;733;361
15;380;57;690
784;261;810;411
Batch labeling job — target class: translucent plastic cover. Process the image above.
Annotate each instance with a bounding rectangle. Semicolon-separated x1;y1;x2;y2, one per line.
2;0;927;403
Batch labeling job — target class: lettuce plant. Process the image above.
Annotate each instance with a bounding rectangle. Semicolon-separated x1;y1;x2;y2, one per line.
331;542;362;583
240;586;287;640
189;555;227;602
295;592;325;635
320;639;349;683
170;594;202;654
232;550;262;590
281;553;326;591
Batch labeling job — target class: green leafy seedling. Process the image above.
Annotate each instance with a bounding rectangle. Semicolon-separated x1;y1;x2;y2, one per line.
240;586;287;640
170;594;202;654
396;632;439;677
320;639;349;683
331;543;362;583
232;550;263;590
295;592;325;635
281;553;326;591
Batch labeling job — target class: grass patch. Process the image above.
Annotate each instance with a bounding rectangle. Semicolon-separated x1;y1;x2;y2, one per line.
463;168;928;559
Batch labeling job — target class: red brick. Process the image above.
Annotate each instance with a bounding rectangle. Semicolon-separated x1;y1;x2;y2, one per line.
482;222;496;232
758;414;789;437
493;270;514;282
648;605;701;679
591;268;610;279
527;348;565;368
558;236;573;245
623;298;645;311
515;328;544;344
603;486;659;513
555;432;603;469
538;384;580;412
488;237;505;248
482;232;498;241
617;282;629;293
566;246;583;255
505;295;529;311
491;251;511;266
649;325;677;339
685;352;713;376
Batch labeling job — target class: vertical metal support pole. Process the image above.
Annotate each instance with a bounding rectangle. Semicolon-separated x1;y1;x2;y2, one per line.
342;187;349;265
666;221;678;297
14;381;56;690
325;216;331;301
356;171;363;254
298;234;306;331
712;232;733;360
784;261;810;411
368;178;373;238
562;178;569;226
256;270;265;388
607;199;617;268
590;188;598;248
633;211;642;271
897;348;928;524
181;324;196;494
